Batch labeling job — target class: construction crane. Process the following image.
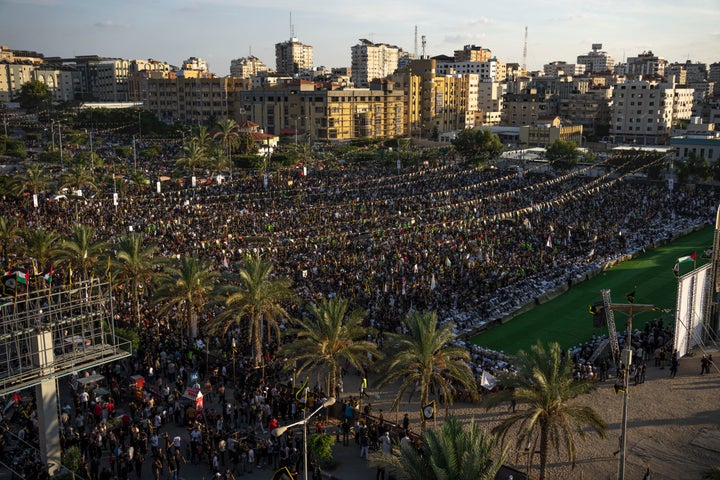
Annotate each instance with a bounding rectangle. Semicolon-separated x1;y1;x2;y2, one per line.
522;26;528;72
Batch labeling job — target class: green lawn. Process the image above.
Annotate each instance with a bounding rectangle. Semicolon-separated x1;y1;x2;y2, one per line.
471;226;714;355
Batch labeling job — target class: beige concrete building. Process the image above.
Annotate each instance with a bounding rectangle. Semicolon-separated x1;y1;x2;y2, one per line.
454;45;493;63
229;56;269;79
501;89;556;127
519;115;583;147
0;62;36;103
240;79;404;142
275;38;313;75
610;78;695;144
558;87;612;137
144;75;248;125
350;39;404;87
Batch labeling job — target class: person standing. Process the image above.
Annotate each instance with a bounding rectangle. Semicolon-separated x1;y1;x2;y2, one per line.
360;432;369;459
670;352;679;378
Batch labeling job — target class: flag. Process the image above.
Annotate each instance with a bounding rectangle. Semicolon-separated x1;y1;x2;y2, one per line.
672;263;680;277
677;252;696;264
546;235;553;248
480;370;497;390
43;266;53;283
421;400;435;420
272;466;296;480
295;375;309;403
625;287;636;304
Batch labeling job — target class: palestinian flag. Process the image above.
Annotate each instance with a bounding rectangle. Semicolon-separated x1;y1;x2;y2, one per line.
677;252;696;264
43;266;53;283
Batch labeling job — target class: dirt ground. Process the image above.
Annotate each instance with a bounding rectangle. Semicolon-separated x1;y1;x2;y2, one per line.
360;346;720;480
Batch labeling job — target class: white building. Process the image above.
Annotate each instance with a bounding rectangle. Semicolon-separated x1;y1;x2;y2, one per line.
577;44;614;73
435;59;500;81
351;39;403;87
670;118;720;163
543;61;586;77
610;78;695;144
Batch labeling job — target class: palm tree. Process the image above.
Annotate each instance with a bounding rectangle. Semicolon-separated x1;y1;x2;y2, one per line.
703;466;720;480
0;216;19;265
209;254;293;368
61;164;97;197
375;311;477;426
176;137;209;177
18;227;61;274
370;414;506;480
18;163;53;198
152;255;219;341
108;232;162;325
280;297;382;397
213;118;240;165
55;224;108;282
483;341;607;480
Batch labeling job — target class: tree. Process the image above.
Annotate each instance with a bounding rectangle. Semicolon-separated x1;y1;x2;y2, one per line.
451;128;503;167
152;255;219;341
237;133;257;155
214;118;240;165
19;227;61;274
546;139;580;171
17;80;51;112
280;297;382;397
374;311;477;425
61;164;97;195
176;137;209;177
483;341;607;480
56;225;107;282
18;163;53;198
109;233;162;325
210;254;294;368
370;414;506;480
0;216;19;264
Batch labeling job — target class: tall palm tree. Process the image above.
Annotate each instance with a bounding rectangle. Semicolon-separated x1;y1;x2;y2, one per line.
214;118;240;165
209;254;294;368
375;311;477;426
0;216;19;265
18;227;61;274
176;137;209;177
60;164;97;195
55;224;108;282
18;163;53;198
280;297;382;397
370;414;506;480
484;341;607;480
108;232;162;325
152;255;219;341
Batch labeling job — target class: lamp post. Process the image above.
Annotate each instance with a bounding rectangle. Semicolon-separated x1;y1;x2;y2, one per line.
272;397;336;480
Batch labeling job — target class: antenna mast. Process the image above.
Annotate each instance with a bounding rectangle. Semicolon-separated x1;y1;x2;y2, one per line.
414;25;418;58
522;26;528;72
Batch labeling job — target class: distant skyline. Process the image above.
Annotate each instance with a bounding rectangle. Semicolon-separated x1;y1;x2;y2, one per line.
1;0;718;76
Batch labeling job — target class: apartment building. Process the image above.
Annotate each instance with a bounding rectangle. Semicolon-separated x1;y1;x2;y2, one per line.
577;44;614;73
610;78;695;144
0;62;36;103
144;74;248;125
275;38;313;75
229;56;269;79
240;79;405;141
351;39;404;87
543;61;586;77
454;45;493;63
624;51;668;79
501;89;557;127
519;115;583;147
558;87;612;137
670;118;720;163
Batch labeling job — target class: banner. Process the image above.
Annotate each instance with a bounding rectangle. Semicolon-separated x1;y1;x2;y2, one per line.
421;401;435;420
480;370;497;390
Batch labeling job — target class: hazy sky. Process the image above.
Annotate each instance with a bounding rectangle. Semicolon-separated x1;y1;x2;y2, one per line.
2;0;718;76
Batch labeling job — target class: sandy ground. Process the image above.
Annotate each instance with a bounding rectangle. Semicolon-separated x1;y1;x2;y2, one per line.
355;346;720;480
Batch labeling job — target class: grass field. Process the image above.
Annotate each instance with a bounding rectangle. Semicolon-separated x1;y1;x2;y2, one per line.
471;225;715;355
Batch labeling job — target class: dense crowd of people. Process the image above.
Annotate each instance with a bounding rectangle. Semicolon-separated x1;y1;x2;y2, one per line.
1;136;718;478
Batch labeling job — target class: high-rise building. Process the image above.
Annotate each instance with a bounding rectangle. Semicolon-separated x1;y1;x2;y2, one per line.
624;51;667;79
610;78;695;143
577;44;614;73
351;39;404;88
275;38;313;75
229;56;268;79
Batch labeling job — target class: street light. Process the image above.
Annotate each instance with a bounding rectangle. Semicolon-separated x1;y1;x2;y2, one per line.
272;397;336;480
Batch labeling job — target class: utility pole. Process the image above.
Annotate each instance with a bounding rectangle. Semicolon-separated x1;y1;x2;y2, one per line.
600;290;657;480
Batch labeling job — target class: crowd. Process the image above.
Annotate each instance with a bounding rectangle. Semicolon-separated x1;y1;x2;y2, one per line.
1;137;719;478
